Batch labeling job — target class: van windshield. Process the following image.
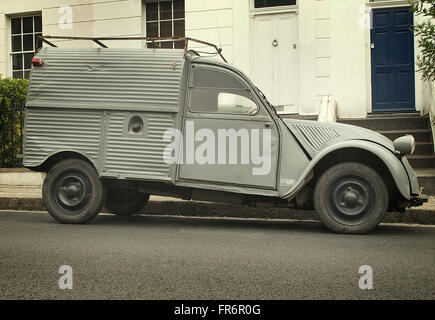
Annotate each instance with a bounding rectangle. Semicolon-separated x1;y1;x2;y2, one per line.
255;86;277;115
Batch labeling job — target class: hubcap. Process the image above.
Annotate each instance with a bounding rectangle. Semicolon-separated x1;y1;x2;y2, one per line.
52;171;92;214
329;176;373;223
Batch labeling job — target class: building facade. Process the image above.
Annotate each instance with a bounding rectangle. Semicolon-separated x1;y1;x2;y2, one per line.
0;0;433;118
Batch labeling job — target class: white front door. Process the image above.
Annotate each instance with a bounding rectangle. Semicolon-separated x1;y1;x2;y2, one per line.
251;13;298;114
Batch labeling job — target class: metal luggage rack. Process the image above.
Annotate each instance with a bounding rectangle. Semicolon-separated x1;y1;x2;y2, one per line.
36;35;228;63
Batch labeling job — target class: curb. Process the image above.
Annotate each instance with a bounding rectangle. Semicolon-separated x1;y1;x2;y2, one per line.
1;197;435;225
0;169;44;186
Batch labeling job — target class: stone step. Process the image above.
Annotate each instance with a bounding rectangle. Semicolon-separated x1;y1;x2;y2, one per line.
414;142;434;155
378;129;432;143
414;169;435;195
406;155;435;169
367;111;421;118
339;115;430;131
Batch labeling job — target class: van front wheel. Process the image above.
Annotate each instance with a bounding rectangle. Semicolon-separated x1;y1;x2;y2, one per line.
314;162;388;234
42;159;105;224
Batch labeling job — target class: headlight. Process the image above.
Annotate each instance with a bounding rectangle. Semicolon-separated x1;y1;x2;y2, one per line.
394;135;416;155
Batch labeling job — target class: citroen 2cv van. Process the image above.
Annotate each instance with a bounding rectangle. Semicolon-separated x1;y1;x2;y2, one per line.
23;36;426;234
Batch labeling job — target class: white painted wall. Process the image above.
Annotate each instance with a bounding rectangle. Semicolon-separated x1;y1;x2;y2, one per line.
185;0;234;64
330;0;367;118
0;0;143;78
416;5;435;143
0;8;5;76
414;4;430;116
0;0;431;120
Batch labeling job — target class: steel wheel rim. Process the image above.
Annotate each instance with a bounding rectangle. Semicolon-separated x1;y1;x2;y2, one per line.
52;171;92;214
327;176;375;225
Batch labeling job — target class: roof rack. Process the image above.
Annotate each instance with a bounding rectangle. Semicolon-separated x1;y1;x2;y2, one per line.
36;35;228;63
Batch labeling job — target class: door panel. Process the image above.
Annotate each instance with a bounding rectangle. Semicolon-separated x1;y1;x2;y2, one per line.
251;13;297;114
178;118;279;188
371;7;415;111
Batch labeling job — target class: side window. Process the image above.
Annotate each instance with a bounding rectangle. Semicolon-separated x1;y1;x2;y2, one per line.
189;68;259;115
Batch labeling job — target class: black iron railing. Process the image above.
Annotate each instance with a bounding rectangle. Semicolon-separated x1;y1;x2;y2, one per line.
0;100;25;168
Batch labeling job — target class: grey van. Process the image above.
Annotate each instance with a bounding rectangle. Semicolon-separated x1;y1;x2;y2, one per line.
23;37;426;234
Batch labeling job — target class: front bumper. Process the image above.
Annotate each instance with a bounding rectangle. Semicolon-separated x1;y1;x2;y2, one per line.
410;196;428;208
401;156;428;207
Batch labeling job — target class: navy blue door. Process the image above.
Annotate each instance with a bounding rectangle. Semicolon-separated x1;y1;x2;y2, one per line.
371;7;415;112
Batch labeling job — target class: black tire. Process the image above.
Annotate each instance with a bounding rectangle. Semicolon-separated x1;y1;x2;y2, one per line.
42;159;105;224
314;162;388;234
103;182;149;216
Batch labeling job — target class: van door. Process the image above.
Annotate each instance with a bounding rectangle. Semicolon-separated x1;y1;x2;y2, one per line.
371;7;415;111
251;12;298;114
177;65;279;189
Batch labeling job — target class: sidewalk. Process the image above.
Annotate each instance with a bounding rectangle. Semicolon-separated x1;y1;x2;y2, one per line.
1;184;435;225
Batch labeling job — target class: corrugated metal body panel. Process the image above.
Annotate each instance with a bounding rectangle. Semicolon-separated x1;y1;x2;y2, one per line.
292;123;341;151
102;111;175;181
27;48;185;112
23;108;103;168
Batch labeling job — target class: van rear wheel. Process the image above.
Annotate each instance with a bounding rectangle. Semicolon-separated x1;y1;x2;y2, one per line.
42;159;105;224
314;162;388;234
104;182;149;216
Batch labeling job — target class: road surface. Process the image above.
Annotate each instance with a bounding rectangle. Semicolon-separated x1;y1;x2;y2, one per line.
0;211;434;299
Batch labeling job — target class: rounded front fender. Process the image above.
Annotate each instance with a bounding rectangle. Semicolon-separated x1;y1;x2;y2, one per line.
281;140;411;200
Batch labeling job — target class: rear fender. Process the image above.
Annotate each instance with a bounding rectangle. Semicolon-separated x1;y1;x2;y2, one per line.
25;149;97;173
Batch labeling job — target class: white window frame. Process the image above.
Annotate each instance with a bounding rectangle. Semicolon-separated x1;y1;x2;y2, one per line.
142;0;185;49
366;0;416;9
250;0;298;17
9;13;42;79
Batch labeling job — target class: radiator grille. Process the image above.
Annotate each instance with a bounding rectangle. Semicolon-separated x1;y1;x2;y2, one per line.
293;123;341;151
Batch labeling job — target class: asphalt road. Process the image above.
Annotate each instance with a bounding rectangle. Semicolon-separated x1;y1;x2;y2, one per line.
0;211;434;300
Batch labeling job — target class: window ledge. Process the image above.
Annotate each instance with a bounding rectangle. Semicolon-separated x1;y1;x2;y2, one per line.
250;5;298;17
366;0;414;9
